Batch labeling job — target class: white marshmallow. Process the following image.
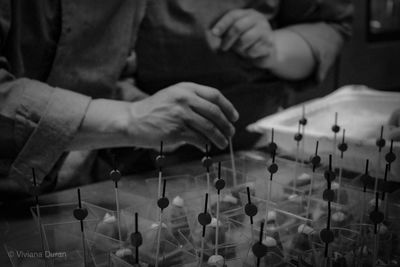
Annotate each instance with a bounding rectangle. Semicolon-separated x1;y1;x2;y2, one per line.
288;194;301;202
222;193;238;204
298;173;311;181
378;224;388;234
103;213;117;224
263;236;277;247
115;248;132;257
266;211;277;221
150;222;167;229
172;196;184;207
298;224;315;235
209;217;222;228
207;255;225;266
332;211;346;222
331;182;340;190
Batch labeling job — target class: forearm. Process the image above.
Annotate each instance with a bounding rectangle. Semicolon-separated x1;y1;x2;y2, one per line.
266;28;316;80
69;99;133;150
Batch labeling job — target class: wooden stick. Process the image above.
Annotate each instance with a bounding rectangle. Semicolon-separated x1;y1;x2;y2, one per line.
228;137;237;187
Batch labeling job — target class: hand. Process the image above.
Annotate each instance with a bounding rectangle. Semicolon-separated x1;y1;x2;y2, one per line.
211;9;276;69
388;108;400;141
127;82;239;151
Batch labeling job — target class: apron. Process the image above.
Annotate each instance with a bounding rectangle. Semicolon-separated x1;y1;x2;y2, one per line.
135;0;286;151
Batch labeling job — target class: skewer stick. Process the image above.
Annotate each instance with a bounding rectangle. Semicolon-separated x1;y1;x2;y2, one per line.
245;187;257;242
360;160;370;225
307;141;321;218
268;128;278;154
331;112;340;167
154;141;166;267
198;193;211;266
293;122;303;195
251;222;266;267
369;191;384;267
73;188;88;267
215;163;222;256
157;142;164;198
385;140;396;171
32;169;47;267
228;137;237;187
202;144;213;210
321;155;335;267
155;179;169;267
299;105;307;164
135;213;140;264
337;129;348;205
265;150;278;226
130;212;143;265
110;155;123;243
375;126;386;192
382;164;389;218
356;159;370;265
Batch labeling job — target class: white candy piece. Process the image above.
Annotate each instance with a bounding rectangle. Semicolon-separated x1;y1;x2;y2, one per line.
288;194;301;202
378;224;388;234
298;173;311;181
298;224;315;235
172;196;184;207
263;236;277;247
266;211;277;222
207;255;225;266
331;182;340;190
209;218;222;228
222;193;238;204
103;213;117;224
244;182;256;190
150;222;167;229
266;224;277;232
115;248;133;257
332;211;346;222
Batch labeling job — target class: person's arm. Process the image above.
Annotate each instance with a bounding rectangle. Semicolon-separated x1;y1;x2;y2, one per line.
210;0;353;81
210;9;315;80
70;82;239;152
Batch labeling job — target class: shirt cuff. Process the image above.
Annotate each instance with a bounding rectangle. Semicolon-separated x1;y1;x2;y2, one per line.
9;80;91;192
285;22;344;83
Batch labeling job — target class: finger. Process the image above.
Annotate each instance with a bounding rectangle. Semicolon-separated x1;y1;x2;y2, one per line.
189;95;235;138
245;38;271;58
220;15;257;51
186;83;239;122
180;130;208;152
233;26;262;56
212;9;248;37
183;111;229;150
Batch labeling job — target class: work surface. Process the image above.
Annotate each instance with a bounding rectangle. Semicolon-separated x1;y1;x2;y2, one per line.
0;152;244;266
1;150;399;267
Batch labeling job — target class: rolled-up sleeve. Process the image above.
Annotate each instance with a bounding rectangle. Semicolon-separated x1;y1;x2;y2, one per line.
277;0;354;82
0;73;91;192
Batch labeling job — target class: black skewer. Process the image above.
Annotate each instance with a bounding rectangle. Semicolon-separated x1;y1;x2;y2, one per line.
73;188;89;267
130;212;143;264
197;193;212;265
385;140;396;171
252;222;267;267
321;155;335;262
